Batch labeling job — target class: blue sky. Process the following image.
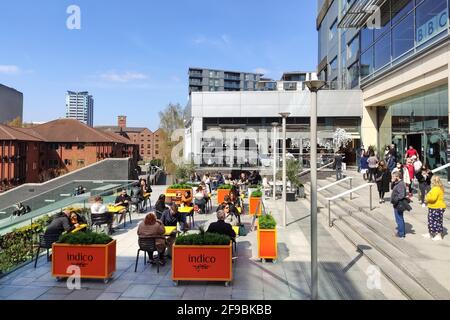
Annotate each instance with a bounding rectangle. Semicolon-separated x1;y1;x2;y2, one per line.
0;0;318;131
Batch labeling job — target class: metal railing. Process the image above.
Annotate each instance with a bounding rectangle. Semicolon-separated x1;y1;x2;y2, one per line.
432;163;450;174
318;177;354;200
299;161;335;177
326;183;376;228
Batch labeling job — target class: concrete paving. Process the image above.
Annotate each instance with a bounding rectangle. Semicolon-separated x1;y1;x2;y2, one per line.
0;184;403;300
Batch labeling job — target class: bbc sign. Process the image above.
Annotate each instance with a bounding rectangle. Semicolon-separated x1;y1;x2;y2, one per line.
417;10;448;46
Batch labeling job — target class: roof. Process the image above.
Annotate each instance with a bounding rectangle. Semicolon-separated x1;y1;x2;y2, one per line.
28;119;130;143
0;125;42;141
100;130;136;145
95;126;149;133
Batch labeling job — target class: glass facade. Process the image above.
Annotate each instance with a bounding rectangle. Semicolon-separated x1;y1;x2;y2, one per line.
317;0;450;89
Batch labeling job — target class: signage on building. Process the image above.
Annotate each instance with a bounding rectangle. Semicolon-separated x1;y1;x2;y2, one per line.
416;9;448;46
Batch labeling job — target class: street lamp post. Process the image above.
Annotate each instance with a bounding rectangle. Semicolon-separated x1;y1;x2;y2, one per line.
279;113;290;228
271;122;279;201
305;80;326;301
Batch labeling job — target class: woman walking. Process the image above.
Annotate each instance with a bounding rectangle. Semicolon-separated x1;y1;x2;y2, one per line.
423;176;446;241
416;166;432;207
375;161;391;204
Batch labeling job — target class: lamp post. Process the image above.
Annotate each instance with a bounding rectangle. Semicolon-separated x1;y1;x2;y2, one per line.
304;80;326;301
271;122;279;201
279;113;290;228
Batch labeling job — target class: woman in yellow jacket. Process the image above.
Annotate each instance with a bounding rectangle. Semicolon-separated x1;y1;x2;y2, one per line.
423;176;446;241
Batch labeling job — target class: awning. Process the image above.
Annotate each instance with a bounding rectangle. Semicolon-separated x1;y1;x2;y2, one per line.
338;0;387;29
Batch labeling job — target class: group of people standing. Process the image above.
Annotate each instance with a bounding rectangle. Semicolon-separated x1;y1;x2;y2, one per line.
358;144;446;241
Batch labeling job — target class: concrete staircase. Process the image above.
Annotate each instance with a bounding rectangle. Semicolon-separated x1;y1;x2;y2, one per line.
305;172;450;300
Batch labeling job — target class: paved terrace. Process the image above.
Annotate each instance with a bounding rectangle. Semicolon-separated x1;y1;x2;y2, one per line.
0;184;404;300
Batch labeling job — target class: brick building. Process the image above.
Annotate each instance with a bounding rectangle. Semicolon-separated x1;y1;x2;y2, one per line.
0;119;138;192
97;116;163;162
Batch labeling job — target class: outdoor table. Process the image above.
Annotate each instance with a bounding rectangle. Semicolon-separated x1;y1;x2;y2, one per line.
178;207;194;214
232;226;239;237
236;207;242;214
71;224;88;233
164;226;177;236
107;205;126;213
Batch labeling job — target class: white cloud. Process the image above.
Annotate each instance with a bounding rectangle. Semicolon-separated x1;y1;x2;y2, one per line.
0;65;20;75
253;68;269;75
192;34;232;48
99;71;148;83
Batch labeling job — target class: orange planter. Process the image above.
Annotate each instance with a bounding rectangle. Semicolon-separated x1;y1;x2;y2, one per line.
166;188;192;204
257;228;277;260
52;240;116;282
172;243;233;283
217;189;231;204
249;197;262;216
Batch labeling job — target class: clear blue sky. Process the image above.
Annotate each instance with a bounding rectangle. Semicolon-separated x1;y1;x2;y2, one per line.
0;0;318;131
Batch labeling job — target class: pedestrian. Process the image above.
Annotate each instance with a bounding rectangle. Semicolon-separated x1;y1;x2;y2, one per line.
391;171;411;239
333;152;344;181
360;152;369;181
367;152;379;182
405;158;415;198
416;166;432;207
375;161;391;204
413;156;422;174
423;176;446;241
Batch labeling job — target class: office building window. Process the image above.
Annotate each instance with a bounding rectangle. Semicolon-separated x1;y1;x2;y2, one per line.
361;47;374;78
392;13;414;59
329;19;337;41
374;0;391;40
361;27;374;52
392;0;413;25
415;0;448;47
347;35;359;62
374;33;391;70
347;62;360;89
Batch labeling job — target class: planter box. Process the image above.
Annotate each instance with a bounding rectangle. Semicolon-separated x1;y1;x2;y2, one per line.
172;243;232;283
257;227;277;261
249;197;262;216
166;188;192;204
52;240;116;282
217;188;231;204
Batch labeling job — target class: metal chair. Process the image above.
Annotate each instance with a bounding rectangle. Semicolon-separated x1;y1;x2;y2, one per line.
34;233;60;268
134;237;166;273
91;213;112;234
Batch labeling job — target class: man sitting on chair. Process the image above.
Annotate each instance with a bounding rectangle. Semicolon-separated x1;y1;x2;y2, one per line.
115;189;131;224
207;210;236;241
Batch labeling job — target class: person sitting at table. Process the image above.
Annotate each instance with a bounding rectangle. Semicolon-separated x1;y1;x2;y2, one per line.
161;204;188;231
181;190;193;207
115;189;131;224
218;195;241;226
194;186;207;214
91;196;114;235
137;213;166;265
154;194;167;219
229;191;243;219
44;209;73;237
69;211;87;230
207;210;236;241
131;182;144;213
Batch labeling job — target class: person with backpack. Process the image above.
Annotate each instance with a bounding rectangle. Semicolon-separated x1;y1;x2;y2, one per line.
391;171;411;239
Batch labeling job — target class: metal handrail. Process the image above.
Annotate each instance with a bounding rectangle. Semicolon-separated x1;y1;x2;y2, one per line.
432;163;450;174
318;177;354;200
326;183;376;227
299;161;335;177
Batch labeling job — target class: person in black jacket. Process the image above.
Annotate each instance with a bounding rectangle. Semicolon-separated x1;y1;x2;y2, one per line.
375;161;391;204
207;210;236;240
154;194;167;219
44;209;73;236
416;166;433;206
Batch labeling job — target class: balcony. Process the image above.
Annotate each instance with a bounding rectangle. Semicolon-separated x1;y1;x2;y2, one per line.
224;80;241;89
189;70;203;78
189;79;202;86
224;74;241;81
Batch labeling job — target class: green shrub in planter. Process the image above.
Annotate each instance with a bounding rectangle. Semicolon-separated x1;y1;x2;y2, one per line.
175;233;231;246
58;231;113;245
251;189;263;198
217;184;233;190
259;215;277;230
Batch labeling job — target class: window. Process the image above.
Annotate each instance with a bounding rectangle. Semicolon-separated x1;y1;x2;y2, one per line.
65;144;72;150
361;27;374;52
347;62;360;89
77;144;85;150
374;33;391;70
361;47;374;78
374;1;391;40
392;13;414;59
147;144;151;148
147;150;151;155
141;144;144;148
329;19;337;41
415;0;448;46
392;0;413;25
77;159;85;166
155;151;159;155
347;35;359;62
64;159;72;166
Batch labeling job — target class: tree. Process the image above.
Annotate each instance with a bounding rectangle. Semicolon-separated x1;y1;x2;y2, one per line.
5;117;22;127
159;103;187;174
333;128;353;152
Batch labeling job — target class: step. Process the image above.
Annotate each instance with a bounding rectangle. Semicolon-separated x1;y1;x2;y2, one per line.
305;180;450;299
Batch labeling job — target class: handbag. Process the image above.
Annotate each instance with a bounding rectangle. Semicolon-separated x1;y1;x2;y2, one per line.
397;198;412;212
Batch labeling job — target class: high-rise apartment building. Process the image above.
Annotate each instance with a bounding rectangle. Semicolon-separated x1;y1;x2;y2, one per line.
188;68;265;94
317;0;450;169
0;84;23;124
65;91;94;126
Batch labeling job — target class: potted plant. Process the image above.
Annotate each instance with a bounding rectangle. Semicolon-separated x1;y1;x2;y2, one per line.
52;232;116;283
249;189;263;216
172;229;232;286
257;214;277;263
217;184;233;204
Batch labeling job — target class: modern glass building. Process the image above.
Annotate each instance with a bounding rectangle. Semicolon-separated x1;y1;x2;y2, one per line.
65;91;94;127
317;0;450;169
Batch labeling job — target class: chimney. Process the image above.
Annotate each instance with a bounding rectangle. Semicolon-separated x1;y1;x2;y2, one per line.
118;116;127;129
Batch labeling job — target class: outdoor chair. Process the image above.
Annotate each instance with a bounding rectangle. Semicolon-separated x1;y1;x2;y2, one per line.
34;233;60;268
91;213;112;234
134;237;166;273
